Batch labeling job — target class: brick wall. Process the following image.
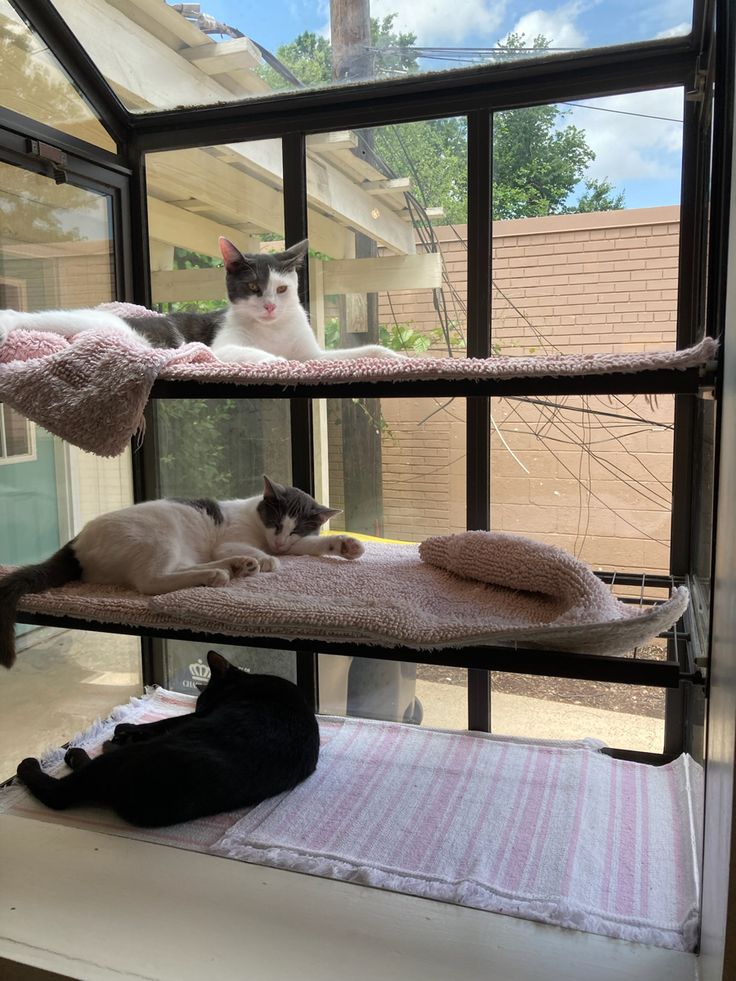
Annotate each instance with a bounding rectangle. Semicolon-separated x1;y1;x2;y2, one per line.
372;207;679;573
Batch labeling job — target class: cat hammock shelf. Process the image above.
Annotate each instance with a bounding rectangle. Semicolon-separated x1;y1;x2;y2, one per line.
0;305;717;457
4;533;699;694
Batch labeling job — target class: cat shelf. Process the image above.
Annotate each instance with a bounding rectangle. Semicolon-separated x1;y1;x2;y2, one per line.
4;535;701;691
0;313;717;457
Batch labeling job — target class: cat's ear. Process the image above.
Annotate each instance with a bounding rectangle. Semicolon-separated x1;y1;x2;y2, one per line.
262;475;283;499
219;237;252;274
317;506;342;525
277;239;308;273
207;650;230;679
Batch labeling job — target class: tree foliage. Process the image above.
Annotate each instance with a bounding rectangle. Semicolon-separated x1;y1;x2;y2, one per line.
269;25;624;219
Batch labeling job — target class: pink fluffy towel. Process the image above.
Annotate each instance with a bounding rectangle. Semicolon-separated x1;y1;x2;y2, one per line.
0;303;718;457
8;532;689;655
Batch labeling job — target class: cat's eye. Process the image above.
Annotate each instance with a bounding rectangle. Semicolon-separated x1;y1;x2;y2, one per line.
248;283;259;293
276;285;287;294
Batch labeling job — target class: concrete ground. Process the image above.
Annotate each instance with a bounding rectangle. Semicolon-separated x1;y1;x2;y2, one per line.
0;628;141;781
415;678;664;753
0;629;663;781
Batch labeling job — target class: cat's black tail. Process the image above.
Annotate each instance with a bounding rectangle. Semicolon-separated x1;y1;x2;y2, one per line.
0;543;82;668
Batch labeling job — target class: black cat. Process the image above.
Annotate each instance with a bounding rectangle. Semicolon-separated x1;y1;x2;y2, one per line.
16;651;320;827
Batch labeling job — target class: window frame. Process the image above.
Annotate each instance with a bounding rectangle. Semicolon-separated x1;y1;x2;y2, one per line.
0;403;36;464
1;0;725;750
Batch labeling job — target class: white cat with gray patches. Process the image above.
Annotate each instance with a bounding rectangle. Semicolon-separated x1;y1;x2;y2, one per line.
0;238;406;364
0;476;363;668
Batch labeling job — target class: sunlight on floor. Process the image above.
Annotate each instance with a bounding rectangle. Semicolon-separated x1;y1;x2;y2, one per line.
0;628;142;780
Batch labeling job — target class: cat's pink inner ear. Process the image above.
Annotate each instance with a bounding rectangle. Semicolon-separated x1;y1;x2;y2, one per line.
219;237;244;272
262;475;278;498
206;650;230;677
318;508;342;525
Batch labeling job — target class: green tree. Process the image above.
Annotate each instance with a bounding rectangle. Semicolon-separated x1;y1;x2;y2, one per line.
566;178;626;213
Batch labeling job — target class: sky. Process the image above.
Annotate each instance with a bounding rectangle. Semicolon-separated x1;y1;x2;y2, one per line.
174;0;693;210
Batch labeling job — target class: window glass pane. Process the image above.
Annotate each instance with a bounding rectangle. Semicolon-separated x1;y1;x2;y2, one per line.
0;630;141;780
155;398;294;684
308;119;467;727
321;386;467;728
0;0;115;150
306;119;466;354
489;671;665;754
489;88;681;571
50;0;693;111
2;405;32;457
491;89;682;353
146;138;298;682
0;160;138;778
490;394;674;574
0;161;115;310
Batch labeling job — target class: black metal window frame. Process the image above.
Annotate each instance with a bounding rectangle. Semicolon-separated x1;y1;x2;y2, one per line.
3;0;726;746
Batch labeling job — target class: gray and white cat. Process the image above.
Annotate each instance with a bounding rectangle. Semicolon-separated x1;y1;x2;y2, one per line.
0;238;405;364
0;476;363;668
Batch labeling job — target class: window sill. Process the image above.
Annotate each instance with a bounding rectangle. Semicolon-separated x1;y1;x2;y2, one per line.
0;814;697;981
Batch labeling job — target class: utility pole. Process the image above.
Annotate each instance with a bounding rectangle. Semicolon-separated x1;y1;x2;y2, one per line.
330;0;384;536
330;0;371;82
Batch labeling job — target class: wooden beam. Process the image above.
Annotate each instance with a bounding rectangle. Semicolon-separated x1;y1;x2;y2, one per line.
147;198;246;258
306;132;359;152
151;268;225;303
147;146;407;255
308;156;415;254
105;0;211;50
322;254;442;293
54;0;265;108
362;178;411;195
400;207;445;222
151;253;443;303
180;37;262;75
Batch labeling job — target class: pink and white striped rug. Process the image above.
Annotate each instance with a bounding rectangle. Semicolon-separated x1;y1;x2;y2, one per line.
0;688;702;951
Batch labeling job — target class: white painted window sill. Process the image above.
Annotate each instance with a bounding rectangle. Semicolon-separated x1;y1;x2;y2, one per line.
0;815;697;981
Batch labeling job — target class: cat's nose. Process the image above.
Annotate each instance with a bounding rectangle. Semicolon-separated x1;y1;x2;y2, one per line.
264;302;276;314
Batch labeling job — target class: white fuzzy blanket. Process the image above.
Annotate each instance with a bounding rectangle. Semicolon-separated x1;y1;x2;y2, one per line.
7;532;688;655
0;302;718;457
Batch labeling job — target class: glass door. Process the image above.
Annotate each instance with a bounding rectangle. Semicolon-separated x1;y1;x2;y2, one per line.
0;147;140;778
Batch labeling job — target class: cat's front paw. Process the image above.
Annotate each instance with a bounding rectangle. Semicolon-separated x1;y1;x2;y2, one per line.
204;568;231;587
327;535;365;559
228;556;260;577
17;757;41;781
108;723;139;747
64;747;90;770
256;352;287;364
259;555;281;572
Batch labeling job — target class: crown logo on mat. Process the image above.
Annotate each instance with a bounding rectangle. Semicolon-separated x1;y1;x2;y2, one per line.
189;659;210;682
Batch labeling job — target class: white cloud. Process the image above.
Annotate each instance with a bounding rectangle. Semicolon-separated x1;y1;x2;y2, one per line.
565;88;683;184
502;0;592;50
655;22;691;39
370;0;508;46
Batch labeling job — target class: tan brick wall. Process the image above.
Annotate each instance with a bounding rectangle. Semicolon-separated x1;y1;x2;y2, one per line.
373;207;679;572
